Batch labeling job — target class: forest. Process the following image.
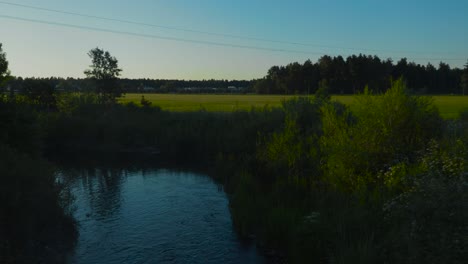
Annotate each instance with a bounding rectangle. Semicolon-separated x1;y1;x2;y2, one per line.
254;55;466;95
3;54;467;95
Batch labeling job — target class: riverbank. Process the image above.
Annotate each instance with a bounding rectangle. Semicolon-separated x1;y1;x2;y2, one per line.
47;84;468;262
2;81;467;263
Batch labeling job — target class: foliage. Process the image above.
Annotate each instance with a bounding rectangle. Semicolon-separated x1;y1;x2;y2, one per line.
0;89;43;156
461;59;468;95
20;79;57;110
0;43;10;88
254;54;464;95
0;98;77;263
1;72;466;263
0;144;77;263
320;78;443;193
383;140;467;263
5;53;464;96
140;95;152;107
84;47;122;103
315;79;331;101
230;80;465;263
257;97;324;179
56;92;101;114
460;107;468;121
253;77;275;94
44;94;284;163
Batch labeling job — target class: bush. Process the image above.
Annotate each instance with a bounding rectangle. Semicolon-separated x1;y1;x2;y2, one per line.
257;97;326;180
383;140;467;263
0;99;42;156
459;107;468;121
320;79;443;193
0;144;77;263
0;98;77;263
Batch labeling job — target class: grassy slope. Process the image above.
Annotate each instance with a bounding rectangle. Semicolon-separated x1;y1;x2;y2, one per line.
120;94;467;118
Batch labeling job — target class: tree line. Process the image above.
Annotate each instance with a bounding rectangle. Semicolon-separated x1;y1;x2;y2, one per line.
254;54;468;95
3;49;467;97
4;76;253;94
1;43;77;263
1;43;467;263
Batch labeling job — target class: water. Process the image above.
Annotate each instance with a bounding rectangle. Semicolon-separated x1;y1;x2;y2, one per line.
63;168;264;264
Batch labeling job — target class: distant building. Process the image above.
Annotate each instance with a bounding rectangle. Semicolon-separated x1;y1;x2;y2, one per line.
228;86;244;93
142;86;156;92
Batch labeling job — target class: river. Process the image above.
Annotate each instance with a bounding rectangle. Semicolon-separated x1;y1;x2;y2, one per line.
62;167;265;264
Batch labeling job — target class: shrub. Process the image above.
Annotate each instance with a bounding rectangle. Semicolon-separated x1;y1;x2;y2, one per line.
320;79;443;193
383;140;467;263
459;107;468;121
0;144;77;263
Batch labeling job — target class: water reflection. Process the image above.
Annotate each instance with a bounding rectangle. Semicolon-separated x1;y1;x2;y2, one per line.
63;167;264;264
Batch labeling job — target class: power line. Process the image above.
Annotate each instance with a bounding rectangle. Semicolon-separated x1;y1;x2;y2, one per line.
0;0;460;56
0;14;465;62
0;14;322;55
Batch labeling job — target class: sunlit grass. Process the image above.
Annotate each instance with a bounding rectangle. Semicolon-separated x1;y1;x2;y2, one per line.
120;94;467;119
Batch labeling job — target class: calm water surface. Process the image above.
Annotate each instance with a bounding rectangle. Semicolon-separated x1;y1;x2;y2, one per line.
64;168;264;264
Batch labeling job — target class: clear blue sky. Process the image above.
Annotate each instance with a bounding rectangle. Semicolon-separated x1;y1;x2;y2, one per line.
0;0;467;80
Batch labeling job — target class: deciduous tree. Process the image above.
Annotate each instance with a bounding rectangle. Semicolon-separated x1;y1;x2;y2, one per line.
0;43;11;89
84;47;122;103
461;59;468;95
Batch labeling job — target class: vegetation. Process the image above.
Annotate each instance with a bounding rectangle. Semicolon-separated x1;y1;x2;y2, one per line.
44;92;283;162
40;80;466;263
0;99;77;263
119;93;291;111
228;81;467;263
254;55;465;95
119;93;468;119
84;47;123;103
462;60;468;95
0;46;76;263
4;54;467;96
0;43;10;87
1;42;467;263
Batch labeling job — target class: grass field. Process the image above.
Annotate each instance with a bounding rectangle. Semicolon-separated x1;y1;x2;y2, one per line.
120;94;467;119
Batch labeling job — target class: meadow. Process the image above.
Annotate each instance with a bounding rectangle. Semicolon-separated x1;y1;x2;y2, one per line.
120;94;467;118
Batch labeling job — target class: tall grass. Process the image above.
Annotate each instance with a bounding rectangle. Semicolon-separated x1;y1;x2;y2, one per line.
11;81;466;263
229;79;467;263
0;98;77;263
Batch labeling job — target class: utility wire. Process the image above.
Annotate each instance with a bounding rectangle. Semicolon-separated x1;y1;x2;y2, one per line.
0;14;465;62
0;14;323;55
0;0;460;56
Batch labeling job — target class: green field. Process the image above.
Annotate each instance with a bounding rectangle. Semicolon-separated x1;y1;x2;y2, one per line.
120;94;467;119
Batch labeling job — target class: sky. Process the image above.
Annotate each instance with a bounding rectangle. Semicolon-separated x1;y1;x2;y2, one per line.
0;0;467;80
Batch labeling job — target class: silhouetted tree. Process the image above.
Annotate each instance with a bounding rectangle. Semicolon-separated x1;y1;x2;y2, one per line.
140;95;152;107
315;79;330;101
0;43;11;90
253;77;274;94
253;54;463;95
84;47;122;103
302;59;319;94
462;60;468;96
425;63;437;93
437;62;452;94
21;79;57;110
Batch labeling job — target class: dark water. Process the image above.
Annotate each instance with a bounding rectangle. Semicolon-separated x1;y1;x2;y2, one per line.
63;168;264;264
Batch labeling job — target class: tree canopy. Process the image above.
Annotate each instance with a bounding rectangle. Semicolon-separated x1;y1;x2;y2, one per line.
254;54;465;95
0;43;10;87
461;60;468;96
84;47;122;103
